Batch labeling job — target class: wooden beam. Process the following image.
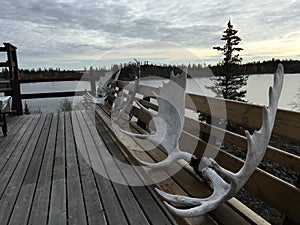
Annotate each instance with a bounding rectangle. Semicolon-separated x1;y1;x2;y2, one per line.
129;98;300;173
19;77;83;83
184;117;300;173
186;94;300;143
129;105;300;222
21;91;86;99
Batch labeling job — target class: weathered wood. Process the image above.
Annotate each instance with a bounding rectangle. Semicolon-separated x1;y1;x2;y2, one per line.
129;104;300;222
186;94;300;143
0;115;30;154
86;109;178;225
19;77;82;83
0;115;41;196
4;43;22;115
94;106;199;225
181;131;300;223
71;111;107;225
65;112;88;225
0;115;24;139
28;113;58;225
48;113;67;225
131;120;273;225
131;96;300;173
74;111;128;225
81;110;153;224
96;105;264;224
0;110;188;225
115;80;300;223
8;114;52;225
184;117;300;173
120;81;300;143
0;114;46;224
21;91;86;99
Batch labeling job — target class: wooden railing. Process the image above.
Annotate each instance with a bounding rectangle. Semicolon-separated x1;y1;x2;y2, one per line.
0;43;98;114
19;78;97;99
0;43;22;114
94;80;300;225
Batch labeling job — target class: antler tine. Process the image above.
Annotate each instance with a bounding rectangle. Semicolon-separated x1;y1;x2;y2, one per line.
156;167;230;207
156;64;284;217
111;60;140;121
119;71;192;170
137;150;192;170
83;90;106;105
135;100;157;118
121;125;192;170
159;168;231;217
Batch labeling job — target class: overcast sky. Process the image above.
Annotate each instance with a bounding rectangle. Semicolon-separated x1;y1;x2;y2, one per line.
0;0;299;69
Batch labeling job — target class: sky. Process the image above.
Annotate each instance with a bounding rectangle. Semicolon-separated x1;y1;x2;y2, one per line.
0;0;300;70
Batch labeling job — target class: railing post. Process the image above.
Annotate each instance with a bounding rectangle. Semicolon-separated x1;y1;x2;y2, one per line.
90;78;96;94
3;43;23;115
137;96;150;130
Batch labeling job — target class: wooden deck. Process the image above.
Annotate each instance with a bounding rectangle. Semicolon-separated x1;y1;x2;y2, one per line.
0;111;178;225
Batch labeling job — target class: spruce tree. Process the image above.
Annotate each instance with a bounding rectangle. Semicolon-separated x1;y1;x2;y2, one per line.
207;20;248;101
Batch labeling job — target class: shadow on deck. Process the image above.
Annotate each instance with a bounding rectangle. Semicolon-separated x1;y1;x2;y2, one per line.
0;111;178;225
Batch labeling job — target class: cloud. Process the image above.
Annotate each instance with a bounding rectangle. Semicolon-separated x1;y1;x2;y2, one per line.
0;0;299;68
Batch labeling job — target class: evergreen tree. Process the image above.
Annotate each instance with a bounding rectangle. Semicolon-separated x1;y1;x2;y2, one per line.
207;20;248;101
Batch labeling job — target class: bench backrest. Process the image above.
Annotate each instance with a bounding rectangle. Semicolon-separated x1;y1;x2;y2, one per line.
114;79;300;224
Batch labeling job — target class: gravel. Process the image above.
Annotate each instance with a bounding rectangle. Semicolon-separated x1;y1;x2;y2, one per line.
222;138;299;225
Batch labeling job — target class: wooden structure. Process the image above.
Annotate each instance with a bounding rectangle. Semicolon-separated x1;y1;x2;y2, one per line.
0;76;299;224
93;80;300;225
0;112;179;225
0;43;22;115
0;96;299;224
19;77;97;100
0;43;98;114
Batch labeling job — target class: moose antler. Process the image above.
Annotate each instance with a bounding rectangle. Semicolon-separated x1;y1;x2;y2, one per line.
83;69;121;105
120;63;284;217
155;63;284;217
120;71;194;169
111;59;141;121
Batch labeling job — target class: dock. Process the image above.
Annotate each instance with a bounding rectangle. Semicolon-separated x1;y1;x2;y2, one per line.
0;111;178;225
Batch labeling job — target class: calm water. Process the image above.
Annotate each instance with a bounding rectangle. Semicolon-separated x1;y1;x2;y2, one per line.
20;74;300;113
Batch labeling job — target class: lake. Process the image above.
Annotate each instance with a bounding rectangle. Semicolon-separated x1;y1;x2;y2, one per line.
20;74;300;113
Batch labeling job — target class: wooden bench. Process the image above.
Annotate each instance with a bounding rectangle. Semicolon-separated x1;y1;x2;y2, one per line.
0;96;12;136
92;79;300;225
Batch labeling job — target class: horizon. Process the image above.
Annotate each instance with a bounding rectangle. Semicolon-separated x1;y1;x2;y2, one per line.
1;0;300;70
10;58;299;72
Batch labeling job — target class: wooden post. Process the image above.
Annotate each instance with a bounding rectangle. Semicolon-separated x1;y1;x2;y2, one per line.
3;43;23;115
137;96;150;130
90;78;96;94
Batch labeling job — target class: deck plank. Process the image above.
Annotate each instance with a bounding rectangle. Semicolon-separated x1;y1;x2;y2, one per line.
65;112;88;225
89;109;178;225
8;114;52;225
0;115;25;144
0;115;23;141
0;114;41;196
0;115;34;163
0;114;46;224
80;110;151;225
48;113;67;225
71;111;107;225
0;111;182;225
74;110;129;225
28;113;58;225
